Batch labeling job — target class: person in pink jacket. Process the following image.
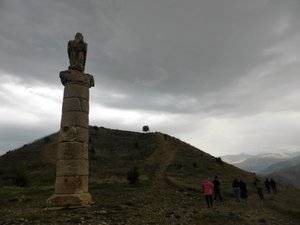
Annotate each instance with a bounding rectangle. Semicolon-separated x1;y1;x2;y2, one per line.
202;178;214;208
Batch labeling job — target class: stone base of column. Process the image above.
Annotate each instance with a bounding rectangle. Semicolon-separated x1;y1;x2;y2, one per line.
46;193;92;209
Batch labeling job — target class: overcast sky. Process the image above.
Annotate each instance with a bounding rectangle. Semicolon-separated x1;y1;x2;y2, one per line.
1;0;300;156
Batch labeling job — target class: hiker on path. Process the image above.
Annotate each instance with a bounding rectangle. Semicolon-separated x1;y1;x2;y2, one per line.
270;178;277;194
253;178;264;200
202;178;214;208
265;178;271;194
239;179;248;201
213;176;223;201
232;178;241;202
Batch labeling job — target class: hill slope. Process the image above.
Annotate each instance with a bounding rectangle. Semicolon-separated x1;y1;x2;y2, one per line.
0;126;252;187
269;163;300;188
262;155;300;175
0;126;300;225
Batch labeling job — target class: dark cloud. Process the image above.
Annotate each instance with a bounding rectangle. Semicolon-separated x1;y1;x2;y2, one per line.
1;0;300;155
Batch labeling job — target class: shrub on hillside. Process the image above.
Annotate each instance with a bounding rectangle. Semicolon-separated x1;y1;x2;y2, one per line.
134;142;140;149
43;137;51;142
127;167;139;185
92;126;99;130
13;170;29;187
216;157;224;165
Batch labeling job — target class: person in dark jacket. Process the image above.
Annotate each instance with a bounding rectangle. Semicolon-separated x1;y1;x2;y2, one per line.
213;176;223;201
232;178;240;202
253;177;264;200
239;179;248;201
270;178;277;194
265;178;271;194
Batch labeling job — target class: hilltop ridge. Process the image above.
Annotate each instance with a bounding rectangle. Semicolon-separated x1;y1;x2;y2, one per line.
0;126;300;224
0;126;251;187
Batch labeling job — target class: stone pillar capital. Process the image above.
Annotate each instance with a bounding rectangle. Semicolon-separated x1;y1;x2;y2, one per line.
60;70;94;88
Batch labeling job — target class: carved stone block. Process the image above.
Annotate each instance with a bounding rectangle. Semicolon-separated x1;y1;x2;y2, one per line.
61;112;88;128
62;98;81;112
56;159;89;176
59;126;89;143
46;193;92;208
57;142;88;160
63;84;89;100
55;176;88;194
62;98;89;113
60;70;94;88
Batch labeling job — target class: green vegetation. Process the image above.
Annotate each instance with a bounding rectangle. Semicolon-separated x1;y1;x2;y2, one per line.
12;170;29;187
0;126;299;224
127;167;139;184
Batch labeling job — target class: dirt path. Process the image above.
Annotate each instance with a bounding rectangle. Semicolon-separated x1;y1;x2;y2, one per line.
146;133;176;186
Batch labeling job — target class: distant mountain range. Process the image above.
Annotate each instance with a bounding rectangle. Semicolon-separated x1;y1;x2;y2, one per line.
221;152;300;188
219;153;254;164
261;155;300;174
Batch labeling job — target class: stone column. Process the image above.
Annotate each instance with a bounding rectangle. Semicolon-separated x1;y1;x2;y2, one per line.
46;70;94;208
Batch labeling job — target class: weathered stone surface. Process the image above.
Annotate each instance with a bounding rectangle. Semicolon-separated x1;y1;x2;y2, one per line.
60;70;94;88
55;176;88;194
56;159;89;176
58;126;77;142
46;33;94;209
62;97;89;113
57;142;88;160
79;98;89;113
62;98;81;112
68;33;87;72
46;193;92;208
59;126;89;143
64;83;89;100
61;112;88;128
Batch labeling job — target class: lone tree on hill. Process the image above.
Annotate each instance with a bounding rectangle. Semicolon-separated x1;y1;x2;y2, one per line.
142;125;149;133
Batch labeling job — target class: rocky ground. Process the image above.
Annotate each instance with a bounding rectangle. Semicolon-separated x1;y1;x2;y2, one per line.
1;129;299;224
0;182;299;225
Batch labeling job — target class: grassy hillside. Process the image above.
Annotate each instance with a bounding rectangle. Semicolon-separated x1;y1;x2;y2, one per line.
0;126;299;224
270;163;300;188
0;132;58;186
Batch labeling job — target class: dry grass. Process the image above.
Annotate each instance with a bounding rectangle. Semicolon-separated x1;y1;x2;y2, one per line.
0;126;299;224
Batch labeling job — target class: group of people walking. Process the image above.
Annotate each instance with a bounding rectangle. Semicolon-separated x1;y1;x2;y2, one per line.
201;176;223;208
202;176;277;208
253;177;277;200
265;178;277;194
232;177;248;202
